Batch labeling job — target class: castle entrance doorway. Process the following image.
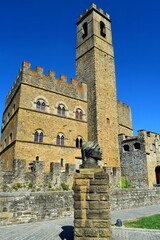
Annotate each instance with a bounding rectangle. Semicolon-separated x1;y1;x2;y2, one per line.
155;166;160;184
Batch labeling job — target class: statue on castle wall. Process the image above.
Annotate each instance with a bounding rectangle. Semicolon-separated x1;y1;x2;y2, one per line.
81;141;102;168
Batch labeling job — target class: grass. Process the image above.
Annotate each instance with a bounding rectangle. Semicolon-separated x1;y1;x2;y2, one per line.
121;176;132;188
123;214;160;229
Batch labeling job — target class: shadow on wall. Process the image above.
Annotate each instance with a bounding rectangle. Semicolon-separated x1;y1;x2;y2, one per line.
59;226;74;240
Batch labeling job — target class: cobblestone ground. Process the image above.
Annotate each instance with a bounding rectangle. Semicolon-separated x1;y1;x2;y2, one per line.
112;227;160;240
0;218;74;240
1;218;160;240
0;205;160;240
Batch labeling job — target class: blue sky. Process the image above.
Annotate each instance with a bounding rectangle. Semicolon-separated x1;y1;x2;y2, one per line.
1;0;160;136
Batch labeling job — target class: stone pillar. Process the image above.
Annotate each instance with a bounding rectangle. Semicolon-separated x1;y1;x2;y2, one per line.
74;169;112;239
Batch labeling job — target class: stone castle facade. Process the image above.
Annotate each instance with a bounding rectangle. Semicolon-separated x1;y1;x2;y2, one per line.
119;130;160;188
0;3;159;189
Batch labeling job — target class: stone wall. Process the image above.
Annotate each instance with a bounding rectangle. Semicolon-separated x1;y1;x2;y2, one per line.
1;60;87;171
1;188;160;225
110;188;160;210
0;191;73;225
119;134;148;188
0;159;75;192
119;130;160;188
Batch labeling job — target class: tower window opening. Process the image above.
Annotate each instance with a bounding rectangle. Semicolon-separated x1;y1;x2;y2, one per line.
82;22;88;39
113;167;116;176
29;163;36;173
61;158;64;167
123;144;130;152
134;142;141;150
100;21;106;38
50;162;53;173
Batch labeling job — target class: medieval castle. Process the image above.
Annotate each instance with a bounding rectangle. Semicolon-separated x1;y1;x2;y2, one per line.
0;3;160;190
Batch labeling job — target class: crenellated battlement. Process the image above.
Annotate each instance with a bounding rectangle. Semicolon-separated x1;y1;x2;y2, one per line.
21;61;87;99
5;69;23;108
77;3;110;23
5;61;87;108
117;100;131;110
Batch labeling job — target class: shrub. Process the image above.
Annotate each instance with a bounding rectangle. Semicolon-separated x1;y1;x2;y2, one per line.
28;183;33;189
121;177;132;188
12;183;22;191
61;183;69;191
48;183;52;189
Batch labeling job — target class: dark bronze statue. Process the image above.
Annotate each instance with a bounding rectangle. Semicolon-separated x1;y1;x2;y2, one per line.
81;141;102;168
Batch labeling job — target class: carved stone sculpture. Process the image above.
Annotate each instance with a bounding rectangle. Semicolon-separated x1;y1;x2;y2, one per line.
81;141;102;168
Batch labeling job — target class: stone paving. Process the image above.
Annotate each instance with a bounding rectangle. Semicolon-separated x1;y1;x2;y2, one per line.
0;205;160;240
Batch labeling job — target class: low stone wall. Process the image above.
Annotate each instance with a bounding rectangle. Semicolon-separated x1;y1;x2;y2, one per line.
0;191;73;225
1;188;160;225
110;188;160;210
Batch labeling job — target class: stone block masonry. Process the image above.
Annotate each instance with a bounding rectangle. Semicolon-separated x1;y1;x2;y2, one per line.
0;188;160;225
0;191;74;225
74;170;112;240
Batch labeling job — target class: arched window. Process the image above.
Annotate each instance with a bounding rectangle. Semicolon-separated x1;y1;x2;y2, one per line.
34;131;39;142
57;104;66;117
36;101;40;111
39;132;44;143
34;130;44;143
56;133;65;146
82;22;88;39
123;144;130;152
134;142;141;150
41;102;45;112
100;21;106;38
57;105;61;116
56;134;60;145
61;135;64;145
62;106;65;117
75;108;83;120
76;136;83;148
36;99;46;112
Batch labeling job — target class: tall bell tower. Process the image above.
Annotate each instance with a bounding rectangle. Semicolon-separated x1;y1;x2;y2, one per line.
76;3;120;168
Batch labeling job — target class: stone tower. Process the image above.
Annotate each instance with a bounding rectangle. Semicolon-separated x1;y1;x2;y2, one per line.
76;3;120;168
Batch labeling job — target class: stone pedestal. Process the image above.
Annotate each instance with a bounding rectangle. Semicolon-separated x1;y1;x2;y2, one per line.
74;169;112;240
